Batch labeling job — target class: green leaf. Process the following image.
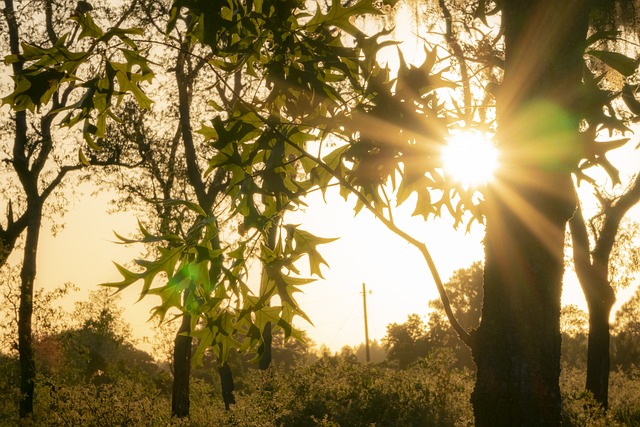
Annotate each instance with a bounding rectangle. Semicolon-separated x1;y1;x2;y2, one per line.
78;148;90;166
584;30;620;48
71;12;104;40
2;69;65;112
306;0;380;36
290;228;337;278
161;199;208;217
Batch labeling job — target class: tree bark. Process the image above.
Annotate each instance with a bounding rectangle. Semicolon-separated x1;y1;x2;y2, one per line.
18;204;42;418
471;1;591;425
586;300;613;407
171;311;192;418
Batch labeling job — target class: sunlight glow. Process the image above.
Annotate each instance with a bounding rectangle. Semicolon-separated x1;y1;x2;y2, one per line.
442;131;499;187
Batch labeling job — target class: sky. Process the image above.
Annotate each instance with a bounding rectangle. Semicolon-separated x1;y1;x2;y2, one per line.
30;176;636;356
32;181;486;353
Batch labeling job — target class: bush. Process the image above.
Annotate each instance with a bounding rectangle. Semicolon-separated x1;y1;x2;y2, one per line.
0;351;638;426
220;348;474;427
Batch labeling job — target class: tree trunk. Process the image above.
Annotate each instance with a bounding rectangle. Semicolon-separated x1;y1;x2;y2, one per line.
569;204;617;409
218;362;236;411
172;311;192;418
258;322;273;370
474;182;569;426
18;204;42;418
586;299;613;408
471;1;591;425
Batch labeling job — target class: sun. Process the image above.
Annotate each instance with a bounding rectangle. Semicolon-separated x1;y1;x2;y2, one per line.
442;131;499;187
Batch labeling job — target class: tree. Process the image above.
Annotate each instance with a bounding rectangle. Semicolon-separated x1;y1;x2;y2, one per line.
383;314;430;368
383;263;483;370
560;304;589;369
570;193;640;408
1;0;151;417
353;339;387;364
612;286;640;370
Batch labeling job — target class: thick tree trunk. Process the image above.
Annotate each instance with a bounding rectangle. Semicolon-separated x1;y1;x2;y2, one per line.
471;1;591;425
18;205;42;418
474;180;570;425
172;312;192;418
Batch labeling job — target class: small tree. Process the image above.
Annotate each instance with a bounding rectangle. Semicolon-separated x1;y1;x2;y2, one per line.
1;0;152;417
612;287;640;371
383;314;430;369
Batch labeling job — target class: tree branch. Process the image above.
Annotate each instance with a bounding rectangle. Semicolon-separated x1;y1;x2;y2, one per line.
440;0;472;118
594;173;640;264
569;187;596;290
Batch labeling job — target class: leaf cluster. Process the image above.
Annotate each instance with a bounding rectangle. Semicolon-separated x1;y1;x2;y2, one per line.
2;11;154;155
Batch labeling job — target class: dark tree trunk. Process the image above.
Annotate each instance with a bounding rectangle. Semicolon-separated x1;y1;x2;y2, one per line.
471;1;592;425
474;182;569;426
218;363;236;411
569;205;616;409
172;312;192;418
586;300;613;407
258;322;273;370
18;203;42;418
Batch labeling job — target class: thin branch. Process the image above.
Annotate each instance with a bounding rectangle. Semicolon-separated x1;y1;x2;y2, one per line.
44;0;58;45
439;0;472;119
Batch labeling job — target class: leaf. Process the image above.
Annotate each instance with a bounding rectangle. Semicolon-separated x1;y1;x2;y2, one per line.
586;138;629;158
585;30;620;48
78;148;90;166
595;155;621;186
71;12;104;40
290;228;337;278
161;199;207;217
587;50;639;77
2;69;65;112
306;0;380;36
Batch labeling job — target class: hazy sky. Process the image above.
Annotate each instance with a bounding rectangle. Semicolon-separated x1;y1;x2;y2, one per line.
31;179;624;356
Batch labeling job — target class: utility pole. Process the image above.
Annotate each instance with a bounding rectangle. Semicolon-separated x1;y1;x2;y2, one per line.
362;283;371;363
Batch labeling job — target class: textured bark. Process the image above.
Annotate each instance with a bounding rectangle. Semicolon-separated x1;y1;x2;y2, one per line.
471;1;591;425
474;183;570;426
171;312;192;418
